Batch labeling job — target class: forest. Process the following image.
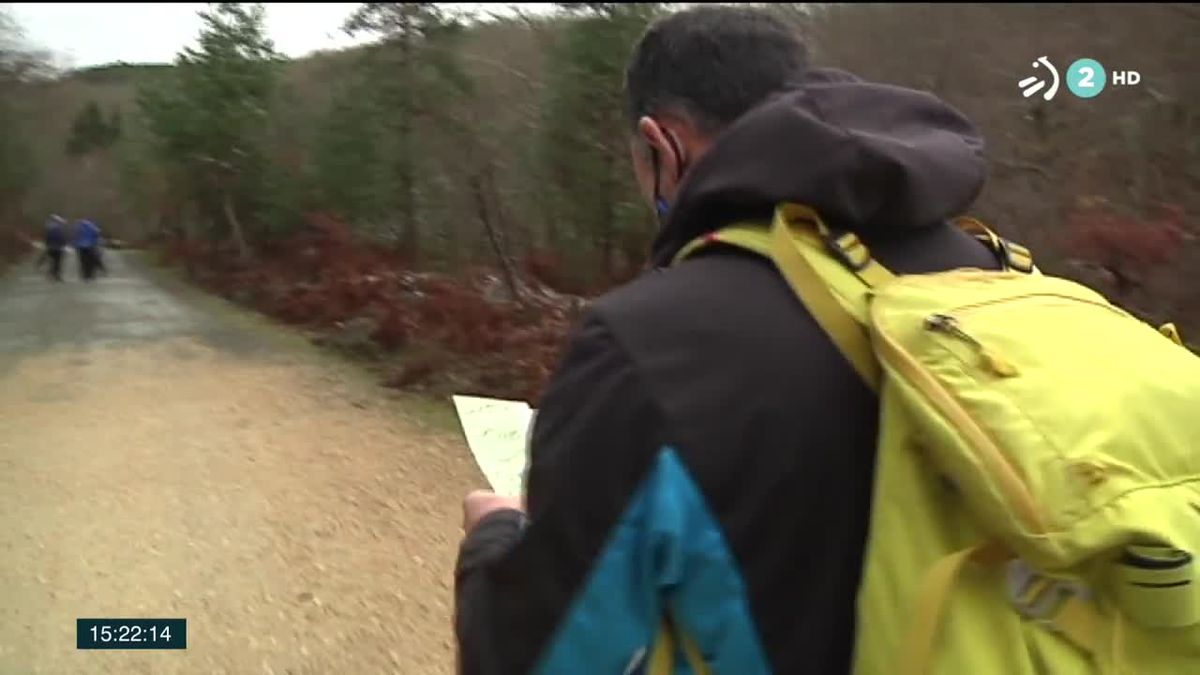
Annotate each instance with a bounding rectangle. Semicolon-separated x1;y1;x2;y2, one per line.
2;3;1197;401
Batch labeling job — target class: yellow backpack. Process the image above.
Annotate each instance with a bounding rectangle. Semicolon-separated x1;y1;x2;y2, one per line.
660;202;1200;674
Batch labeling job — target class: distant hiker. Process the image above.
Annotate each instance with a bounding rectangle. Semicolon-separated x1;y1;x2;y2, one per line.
73;218;103;281
40;214;68;281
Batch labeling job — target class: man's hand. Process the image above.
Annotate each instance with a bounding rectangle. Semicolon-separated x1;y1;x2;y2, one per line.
463;490;524;533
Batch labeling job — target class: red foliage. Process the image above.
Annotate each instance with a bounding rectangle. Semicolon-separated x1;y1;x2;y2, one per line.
523;249;564;288
522;249;592;296
372;305;413;351
162;212;582;401
1062;200;1191;294
522;248;644;298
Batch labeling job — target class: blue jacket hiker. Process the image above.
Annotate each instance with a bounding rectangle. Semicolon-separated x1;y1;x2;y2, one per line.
73;219;105;280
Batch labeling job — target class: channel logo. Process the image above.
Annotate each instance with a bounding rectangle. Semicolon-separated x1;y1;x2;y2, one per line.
1018;56;1059;101
1066;58;1106;98
1018;57;1141;101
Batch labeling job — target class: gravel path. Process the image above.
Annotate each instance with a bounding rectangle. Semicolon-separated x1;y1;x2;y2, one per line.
0;251;482;674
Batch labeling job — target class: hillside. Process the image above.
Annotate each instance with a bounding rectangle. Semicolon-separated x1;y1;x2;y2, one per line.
14;55;355;238
11;14;551;241
15;64;158;236
5;4;1198;362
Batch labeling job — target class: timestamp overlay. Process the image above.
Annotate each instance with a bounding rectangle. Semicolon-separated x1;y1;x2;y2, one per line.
77;618;187;650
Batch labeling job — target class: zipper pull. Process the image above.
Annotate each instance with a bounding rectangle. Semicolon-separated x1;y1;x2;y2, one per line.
979;348;1020;378
925;313;1019;377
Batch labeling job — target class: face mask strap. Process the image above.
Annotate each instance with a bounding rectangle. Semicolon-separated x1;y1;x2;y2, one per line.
650;146;667;217
649;125;686;221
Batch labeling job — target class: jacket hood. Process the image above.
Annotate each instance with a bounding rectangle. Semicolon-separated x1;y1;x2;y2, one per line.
651;68;987;266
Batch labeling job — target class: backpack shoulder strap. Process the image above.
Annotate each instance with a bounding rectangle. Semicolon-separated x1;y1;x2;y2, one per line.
674;203;892;391
673;204;1040;392
953;216;1038;274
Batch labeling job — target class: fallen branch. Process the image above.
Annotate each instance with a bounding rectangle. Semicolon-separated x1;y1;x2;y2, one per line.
992;158;1050;178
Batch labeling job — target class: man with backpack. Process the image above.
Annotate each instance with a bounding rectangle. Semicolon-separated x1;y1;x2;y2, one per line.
454;7;1200;674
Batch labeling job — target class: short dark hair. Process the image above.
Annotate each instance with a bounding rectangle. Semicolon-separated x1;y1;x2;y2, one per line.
624;6;809;135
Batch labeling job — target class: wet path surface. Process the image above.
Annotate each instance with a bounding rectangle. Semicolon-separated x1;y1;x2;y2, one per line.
0;252;481;674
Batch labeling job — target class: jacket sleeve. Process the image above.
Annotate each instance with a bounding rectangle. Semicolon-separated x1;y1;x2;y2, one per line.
454;309;671;675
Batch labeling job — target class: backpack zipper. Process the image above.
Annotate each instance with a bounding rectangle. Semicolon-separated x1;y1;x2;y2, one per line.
923;293;1131;378
872;307;1048;535
925;313;1019;377
928;291;1131;322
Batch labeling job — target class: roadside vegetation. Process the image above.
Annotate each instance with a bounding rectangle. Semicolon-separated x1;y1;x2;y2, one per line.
3;3;1197;396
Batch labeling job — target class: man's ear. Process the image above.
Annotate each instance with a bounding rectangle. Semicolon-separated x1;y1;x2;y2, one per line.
636;116;685;182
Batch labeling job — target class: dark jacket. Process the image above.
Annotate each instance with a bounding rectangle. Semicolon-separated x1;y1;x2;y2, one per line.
45;222;66;251
454;68;1003;674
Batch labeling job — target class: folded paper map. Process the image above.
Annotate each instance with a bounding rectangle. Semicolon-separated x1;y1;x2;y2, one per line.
452;395;537;496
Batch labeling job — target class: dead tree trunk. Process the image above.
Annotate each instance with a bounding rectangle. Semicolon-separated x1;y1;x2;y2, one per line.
469;165;522;304
222;192;250;260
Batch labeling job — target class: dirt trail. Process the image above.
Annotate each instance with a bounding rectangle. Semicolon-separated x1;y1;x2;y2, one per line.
0;251;484;674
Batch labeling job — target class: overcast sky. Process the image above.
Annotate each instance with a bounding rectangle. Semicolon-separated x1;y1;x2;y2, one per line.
7;3;545;68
